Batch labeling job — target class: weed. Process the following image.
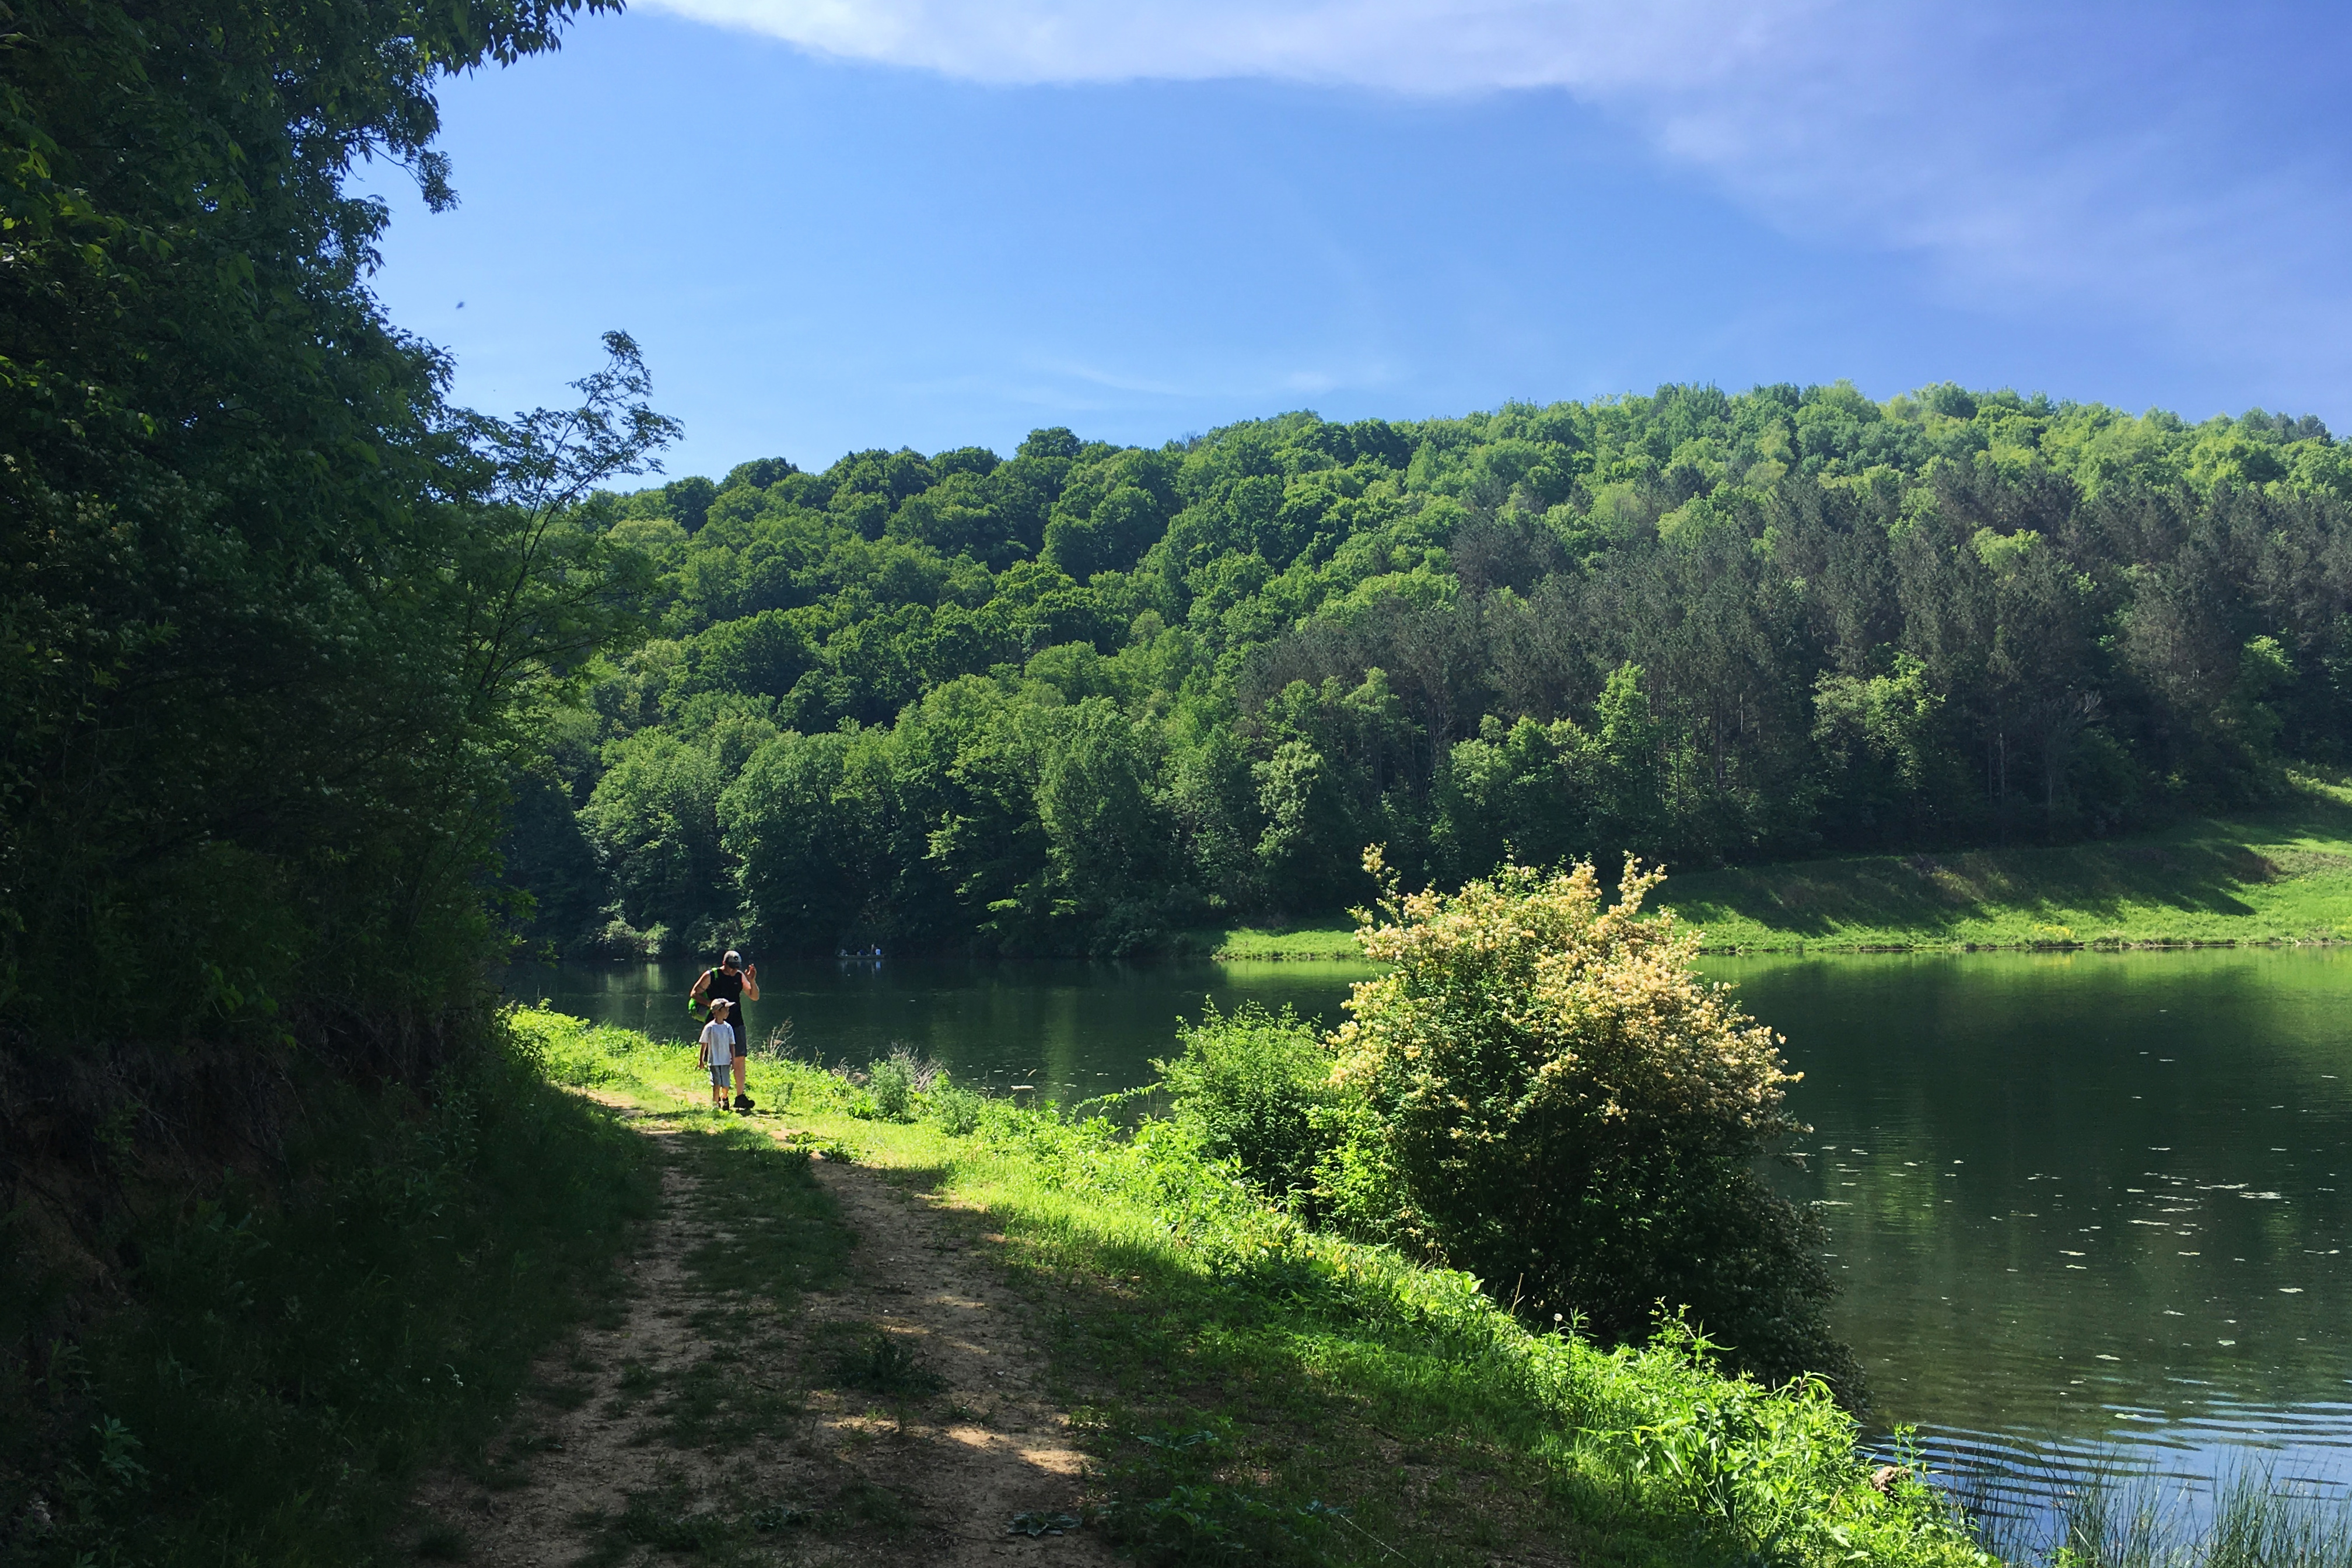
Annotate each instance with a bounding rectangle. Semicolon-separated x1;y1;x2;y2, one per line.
929;1082;986;1135
674;1124;852;1301
1009;1510;1082;1536
2026;1460;2352;1568
828;1328;945;1397
825;1478;915;1534
530;1377;593;1412
1105;1481;1341;1564
864;1054;917;1120
607;1472;740;1556
465;1454;531;1493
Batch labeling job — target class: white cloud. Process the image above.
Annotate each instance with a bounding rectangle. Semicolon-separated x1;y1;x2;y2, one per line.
641;0;2352;405
641;1;1833;94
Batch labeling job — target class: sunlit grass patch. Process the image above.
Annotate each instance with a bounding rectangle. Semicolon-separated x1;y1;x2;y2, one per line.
1201;922;1365;960
1665;781;2352;951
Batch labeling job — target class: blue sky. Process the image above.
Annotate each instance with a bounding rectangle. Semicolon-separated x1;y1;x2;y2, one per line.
361;1;2352;481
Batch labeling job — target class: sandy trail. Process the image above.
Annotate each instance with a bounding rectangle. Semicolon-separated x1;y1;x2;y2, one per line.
413;1102;1109;1566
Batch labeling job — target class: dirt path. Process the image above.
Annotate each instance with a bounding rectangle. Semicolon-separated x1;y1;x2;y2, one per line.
793;1152;1110;1562
413;1104;1111;1567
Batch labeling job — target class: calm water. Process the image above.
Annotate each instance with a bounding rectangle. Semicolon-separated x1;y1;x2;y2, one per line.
503;957;1371;1101
1716;949;2352;1515
508;949;2352;1509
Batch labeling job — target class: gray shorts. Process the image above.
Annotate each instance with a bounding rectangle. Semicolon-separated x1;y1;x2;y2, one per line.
708;1060;733;1087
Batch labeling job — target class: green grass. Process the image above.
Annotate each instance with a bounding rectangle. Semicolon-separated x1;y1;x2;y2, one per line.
1976;1458;2352;1568
1664;776;2352;951
1196;776;2352;958
1200;922;1367;961
0;1021;659;1568
529;1008;1988;1568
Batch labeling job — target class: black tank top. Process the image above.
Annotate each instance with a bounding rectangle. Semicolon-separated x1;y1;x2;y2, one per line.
705;968;744;1040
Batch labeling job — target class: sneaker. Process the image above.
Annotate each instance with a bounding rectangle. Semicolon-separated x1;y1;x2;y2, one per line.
734;1093;756;1113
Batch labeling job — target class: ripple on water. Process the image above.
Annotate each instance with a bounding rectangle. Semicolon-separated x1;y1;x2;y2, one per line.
1704;949;2352;1531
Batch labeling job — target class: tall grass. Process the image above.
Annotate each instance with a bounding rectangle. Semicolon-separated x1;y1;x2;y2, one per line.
2029;1462;2352;1568
1;1014;656;1566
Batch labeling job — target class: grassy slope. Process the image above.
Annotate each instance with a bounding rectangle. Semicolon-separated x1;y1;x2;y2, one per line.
1665;776;2352;951
1;1031;656;1568
1195;776;2352;958
529;1009;1986;1568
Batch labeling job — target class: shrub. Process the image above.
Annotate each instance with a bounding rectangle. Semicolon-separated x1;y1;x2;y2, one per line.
0;1019;654;1566
863;1057;915;1121
856;1046;941;1122
925;1082;986;1136
1154;1003;1345;1213
1332;850;1856;1397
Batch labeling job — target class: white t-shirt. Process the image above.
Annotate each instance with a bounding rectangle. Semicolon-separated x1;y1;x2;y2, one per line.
699;1019;736;1063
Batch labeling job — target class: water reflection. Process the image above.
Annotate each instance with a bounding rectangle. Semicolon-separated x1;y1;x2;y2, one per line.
1715;949;2352;1515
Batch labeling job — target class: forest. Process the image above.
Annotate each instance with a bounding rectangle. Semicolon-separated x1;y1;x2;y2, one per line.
512;387;2352;957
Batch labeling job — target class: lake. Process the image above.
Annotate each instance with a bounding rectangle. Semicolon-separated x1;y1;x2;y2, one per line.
507;947;2352;1514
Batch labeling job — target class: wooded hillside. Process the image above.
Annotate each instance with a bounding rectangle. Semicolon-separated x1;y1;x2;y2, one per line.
515;387;2352;956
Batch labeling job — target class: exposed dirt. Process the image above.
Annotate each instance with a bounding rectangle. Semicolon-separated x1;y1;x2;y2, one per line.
412;1100;1110;1566
793;1150;1111;1564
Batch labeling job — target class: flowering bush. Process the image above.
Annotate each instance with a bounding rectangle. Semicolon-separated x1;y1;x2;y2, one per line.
1331;850;1856;1396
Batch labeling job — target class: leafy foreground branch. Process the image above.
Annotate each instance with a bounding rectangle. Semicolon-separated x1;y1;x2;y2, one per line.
523;1009;1986;1568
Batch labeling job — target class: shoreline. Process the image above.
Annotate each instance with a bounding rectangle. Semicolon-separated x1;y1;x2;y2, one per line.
520;1007;1989;1567
1201;788;2352;961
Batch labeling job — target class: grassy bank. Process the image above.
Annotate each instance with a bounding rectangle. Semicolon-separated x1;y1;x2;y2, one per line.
525;1008;1985;1568
1195;777;2352;959
1199;921;1365;961
1;1026;656;1567
1665;777;2352;952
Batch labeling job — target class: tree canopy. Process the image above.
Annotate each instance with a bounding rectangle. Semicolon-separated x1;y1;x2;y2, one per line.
519;386;2352;957
1;0;650;1062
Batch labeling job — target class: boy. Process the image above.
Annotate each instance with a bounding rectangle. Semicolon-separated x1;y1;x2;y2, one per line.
698;998;737;1112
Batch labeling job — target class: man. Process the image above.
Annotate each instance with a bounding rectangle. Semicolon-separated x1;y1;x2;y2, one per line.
690;949;761;1105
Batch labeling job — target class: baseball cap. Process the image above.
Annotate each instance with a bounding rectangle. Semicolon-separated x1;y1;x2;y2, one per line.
723;949;743;967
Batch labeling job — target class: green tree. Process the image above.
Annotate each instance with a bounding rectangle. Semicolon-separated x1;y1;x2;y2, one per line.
527;387;2352;954
721;729;874;951
1254;741;1369;916
1810;653;1950;844
1;0;651;1054
582;730;726;950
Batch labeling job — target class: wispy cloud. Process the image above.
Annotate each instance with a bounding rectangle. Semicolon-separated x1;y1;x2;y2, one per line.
639;1;1829;93
642;0;2352;408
